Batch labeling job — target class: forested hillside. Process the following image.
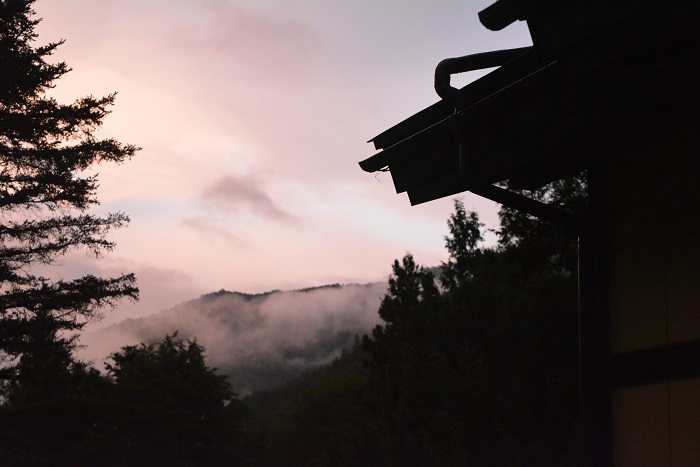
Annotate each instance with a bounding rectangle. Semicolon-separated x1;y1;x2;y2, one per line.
82;282;386;394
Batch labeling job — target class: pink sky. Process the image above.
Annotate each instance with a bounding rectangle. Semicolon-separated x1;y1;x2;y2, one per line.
32;0;532;324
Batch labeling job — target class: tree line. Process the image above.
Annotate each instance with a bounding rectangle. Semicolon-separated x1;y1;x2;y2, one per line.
1;1;583;465
248;188;583;466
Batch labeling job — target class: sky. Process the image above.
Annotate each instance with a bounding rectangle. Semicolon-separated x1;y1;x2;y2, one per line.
32;0;532;325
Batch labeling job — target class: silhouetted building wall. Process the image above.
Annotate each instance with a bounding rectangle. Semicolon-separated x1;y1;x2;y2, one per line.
607;106;700;465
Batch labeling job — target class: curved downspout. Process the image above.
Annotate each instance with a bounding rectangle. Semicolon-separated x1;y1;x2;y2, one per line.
434;46;532;106
435;47;533;192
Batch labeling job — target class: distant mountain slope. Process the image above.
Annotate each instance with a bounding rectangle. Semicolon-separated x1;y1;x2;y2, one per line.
80;283;386;394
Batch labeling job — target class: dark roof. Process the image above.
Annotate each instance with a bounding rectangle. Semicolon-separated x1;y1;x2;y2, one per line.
359;0;700;205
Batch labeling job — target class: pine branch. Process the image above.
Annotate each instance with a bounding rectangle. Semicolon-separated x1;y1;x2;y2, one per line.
0;212;129;269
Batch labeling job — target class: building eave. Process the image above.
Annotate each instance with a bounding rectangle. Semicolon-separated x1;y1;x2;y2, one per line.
359;0;700;205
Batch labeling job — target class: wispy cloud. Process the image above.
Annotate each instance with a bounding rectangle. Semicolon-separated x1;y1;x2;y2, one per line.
170;1;319;80
201;173;300;225
181;216;249;247
37;253;207;327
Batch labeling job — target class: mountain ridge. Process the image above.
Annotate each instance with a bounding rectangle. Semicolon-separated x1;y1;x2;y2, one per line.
80;281;387;394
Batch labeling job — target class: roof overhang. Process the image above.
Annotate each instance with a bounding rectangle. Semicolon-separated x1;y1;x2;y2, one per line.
359;0;700;205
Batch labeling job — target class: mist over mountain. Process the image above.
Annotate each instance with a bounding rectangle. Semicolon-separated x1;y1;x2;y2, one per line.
80;283;386;394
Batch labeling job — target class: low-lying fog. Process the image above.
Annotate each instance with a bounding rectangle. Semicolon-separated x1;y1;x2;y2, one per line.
78;283;386;394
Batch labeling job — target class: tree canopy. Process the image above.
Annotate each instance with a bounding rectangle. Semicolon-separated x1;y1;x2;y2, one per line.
96;334;247;466
0;0;138;393
0;334;249;466
251;183;585;466
357;195;581;465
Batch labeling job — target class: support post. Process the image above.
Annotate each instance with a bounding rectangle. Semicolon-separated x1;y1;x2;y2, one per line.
578;165;612;466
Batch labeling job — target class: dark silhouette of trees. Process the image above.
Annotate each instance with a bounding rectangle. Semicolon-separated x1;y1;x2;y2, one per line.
497;176;587;275
238;183;584;465
441;201;484;291
0;0;138;394
0;4;255;463
0;361;110;465
264;371;374;466
94;334;248;466
359;190;582;465
0;334;250;466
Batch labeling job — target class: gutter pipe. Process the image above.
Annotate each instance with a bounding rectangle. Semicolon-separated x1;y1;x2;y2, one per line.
434;46;532;105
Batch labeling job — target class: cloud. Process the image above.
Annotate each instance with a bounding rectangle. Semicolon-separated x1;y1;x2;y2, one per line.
32;252;208;327
112;262;207;320
200;173;300;225
169;1;320;80
181;216;249;247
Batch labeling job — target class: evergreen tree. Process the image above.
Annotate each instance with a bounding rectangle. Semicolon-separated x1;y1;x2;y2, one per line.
0;0;138;390
361;188;582;465
440;199;484;291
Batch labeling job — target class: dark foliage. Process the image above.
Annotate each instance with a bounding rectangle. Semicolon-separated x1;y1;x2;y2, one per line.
0;334;249;466
0;362;112;465
358;194;581;465
0;0;138;394
242;181;584;466
241;339;379;466
95;334;248;466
